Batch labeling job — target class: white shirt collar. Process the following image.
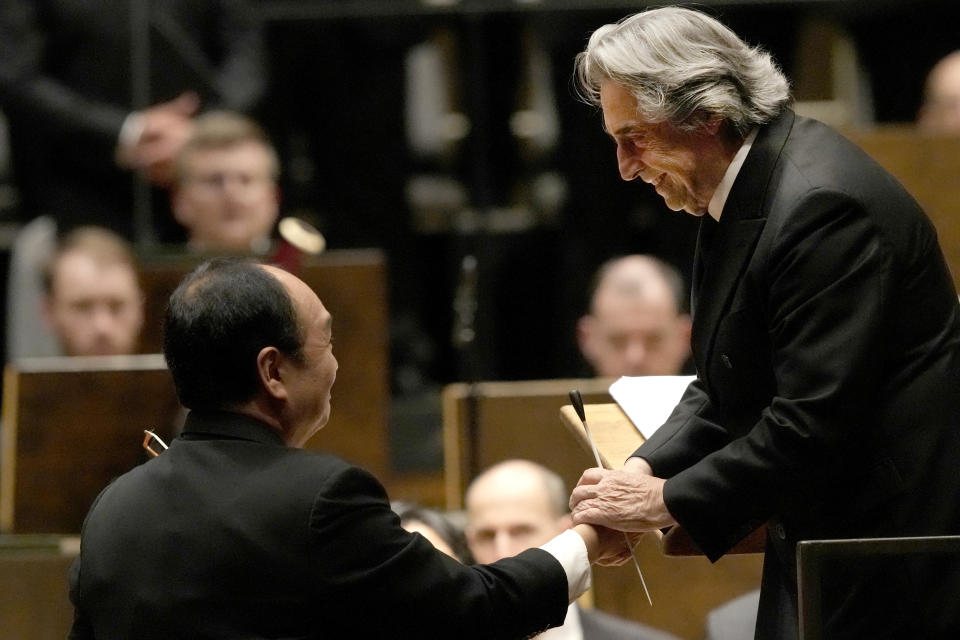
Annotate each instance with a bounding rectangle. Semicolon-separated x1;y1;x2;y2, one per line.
707;127;759;221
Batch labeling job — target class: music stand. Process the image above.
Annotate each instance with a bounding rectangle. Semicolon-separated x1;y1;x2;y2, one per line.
796;535;960;640
1;354;181;533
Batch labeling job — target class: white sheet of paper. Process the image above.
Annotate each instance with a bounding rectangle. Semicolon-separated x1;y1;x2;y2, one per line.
608;375;697;440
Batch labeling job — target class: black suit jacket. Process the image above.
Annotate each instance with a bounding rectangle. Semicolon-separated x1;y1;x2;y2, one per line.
636;110;960;639
69;411;569;639
0;0;265;238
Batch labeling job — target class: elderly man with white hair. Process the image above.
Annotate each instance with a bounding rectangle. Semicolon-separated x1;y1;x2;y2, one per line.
568;7;960;639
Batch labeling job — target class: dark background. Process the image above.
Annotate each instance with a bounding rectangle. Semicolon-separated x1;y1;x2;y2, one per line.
256;0;960;389
1;0;957;472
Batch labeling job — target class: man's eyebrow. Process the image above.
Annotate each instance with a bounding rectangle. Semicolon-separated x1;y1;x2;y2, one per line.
609;123;643;137
602;120;643;140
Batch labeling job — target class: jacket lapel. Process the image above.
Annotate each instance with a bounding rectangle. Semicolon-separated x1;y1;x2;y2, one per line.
692;110;796;378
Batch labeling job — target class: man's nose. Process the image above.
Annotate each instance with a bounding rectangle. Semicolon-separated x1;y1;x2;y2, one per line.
91;307;116;333
617;143;643;181
221;175;248;200
623;341;647;372
493;533;517;561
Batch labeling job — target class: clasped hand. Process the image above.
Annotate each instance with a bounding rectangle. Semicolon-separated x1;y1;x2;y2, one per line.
569;459;676;534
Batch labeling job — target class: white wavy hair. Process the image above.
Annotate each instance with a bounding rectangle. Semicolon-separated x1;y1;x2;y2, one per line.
575;7;791;136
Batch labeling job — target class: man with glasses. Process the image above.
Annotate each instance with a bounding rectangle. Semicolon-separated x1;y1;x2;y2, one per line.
170;111;280;253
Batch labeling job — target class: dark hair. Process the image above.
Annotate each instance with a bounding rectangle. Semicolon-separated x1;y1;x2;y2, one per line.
392;501;474;564
163;258;304;410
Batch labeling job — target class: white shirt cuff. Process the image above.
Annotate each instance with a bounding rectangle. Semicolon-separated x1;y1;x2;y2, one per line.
539;528;592;602
118;112;145;148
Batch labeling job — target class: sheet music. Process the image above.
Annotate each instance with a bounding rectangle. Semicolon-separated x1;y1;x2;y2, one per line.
608;375;696;440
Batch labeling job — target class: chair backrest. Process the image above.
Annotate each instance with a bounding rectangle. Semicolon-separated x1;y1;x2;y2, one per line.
136;249;392;481
843;127;960;291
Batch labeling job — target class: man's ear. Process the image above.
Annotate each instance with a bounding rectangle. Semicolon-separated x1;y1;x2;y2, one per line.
577;315;596;361
690;111;726;137
269;184;281;224
256;346;287;400
40;294;55;330
463;524;477;547
171;188;193;226
704;115;724;135
677;313;693;346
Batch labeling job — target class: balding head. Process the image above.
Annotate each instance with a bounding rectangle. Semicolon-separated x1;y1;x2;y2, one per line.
919;51;960;134
578;255;691;377
465;460;570;564
163;258;338;448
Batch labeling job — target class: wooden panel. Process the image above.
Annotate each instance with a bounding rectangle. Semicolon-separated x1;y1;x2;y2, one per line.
442;379;763;639
443;378;613;510
559;403;642;469
843;127;960;290
137;249;391;482
606;536;762;640
1;356;181;533
300;253;391;480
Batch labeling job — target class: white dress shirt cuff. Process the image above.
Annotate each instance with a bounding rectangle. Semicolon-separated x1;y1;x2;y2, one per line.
540;529;592;602
118;112;145;148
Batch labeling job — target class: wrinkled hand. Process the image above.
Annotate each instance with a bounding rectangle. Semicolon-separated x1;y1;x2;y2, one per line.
117;92;199;185
569;464;676;533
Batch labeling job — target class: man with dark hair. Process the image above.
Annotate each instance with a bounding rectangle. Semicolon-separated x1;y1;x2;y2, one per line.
393;501;474;564
68;258;631;639
918;50;960;134
569;6;960;639
161;259;301;412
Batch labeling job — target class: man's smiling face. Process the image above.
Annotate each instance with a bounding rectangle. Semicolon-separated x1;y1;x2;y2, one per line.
601;80;724;217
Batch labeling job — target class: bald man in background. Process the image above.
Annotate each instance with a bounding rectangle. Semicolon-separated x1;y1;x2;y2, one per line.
577;255;691;378
918;50;960;134
466;459;679;640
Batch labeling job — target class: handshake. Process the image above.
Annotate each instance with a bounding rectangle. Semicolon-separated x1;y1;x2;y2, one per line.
570;457;677;567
